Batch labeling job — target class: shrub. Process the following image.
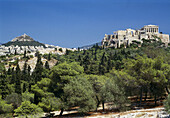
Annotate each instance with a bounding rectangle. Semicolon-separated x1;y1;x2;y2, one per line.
59;48;63;52
22;92;34;103
38;97;61;112
0;96;13;114
164;94;170;114
5;93;22;109
14;101;43;116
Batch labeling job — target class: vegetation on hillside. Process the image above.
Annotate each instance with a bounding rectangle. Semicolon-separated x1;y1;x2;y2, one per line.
3;41;45;47
0;39;170;117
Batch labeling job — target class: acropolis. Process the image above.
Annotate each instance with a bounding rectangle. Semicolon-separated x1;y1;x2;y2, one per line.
102;25;169;48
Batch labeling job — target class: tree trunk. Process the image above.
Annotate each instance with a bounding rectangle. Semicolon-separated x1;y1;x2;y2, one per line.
59;108;64;116
96;96;100;112
136;96;138;104
144;91;147;102
165;86;169;94
102;101;105;111
139;88;143;107
154;94;157;106
34;93;38;105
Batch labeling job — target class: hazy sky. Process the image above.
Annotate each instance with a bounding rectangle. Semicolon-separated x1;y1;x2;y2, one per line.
0;0;170;48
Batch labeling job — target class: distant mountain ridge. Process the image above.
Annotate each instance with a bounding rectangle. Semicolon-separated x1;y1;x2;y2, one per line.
3;34;45;47
79;42;102;49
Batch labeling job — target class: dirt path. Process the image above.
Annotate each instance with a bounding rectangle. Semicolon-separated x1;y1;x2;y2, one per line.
41;107;169;118
87;107;169;118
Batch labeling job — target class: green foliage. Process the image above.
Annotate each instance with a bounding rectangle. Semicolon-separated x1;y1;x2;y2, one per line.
99;52;107;75
32;52;43;83
108;69;137;96
45;61;50;69
38;97;61;112
0;74;9;99
50;62;84;76
31;78;53;104
0;41;170;115
164;94;170;114
22;92;34;103
3;41;45;47
48;53;51;61
49;62;84;104
86;75;105;109
0;96;13;114
0;63;5;74
14;101;43;116
63;77;96;113
15;64;21;94
100;78;129;111
5;93;22;109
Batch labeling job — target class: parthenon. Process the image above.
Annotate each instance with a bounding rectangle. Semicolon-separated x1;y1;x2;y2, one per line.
102;25;169;48
142;25;159;33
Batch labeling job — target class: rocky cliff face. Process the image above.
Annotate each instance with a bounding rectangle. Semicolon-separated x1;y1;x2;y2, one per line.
11;33;34;42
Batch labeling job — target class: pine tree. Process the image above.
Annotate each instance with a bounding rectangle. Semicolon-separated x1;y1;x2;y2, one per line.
94;49;97;61
23;83;26;93
45;61;50;69
28;65;31;74
78;55;81;61
83;52;91;73
32;52;43;83
0;74;9;99
92;49;94;56
22;61;28;81
83;50;86;55
27;65;31;83
10;67;15;84
47;53;51;61
99;52;107;75
15;64;21;94
107;56;112;72
8;48;11;53
14;50;17;55
7;67;11;75
65;49;69;55
95;43;99;50
78;55;83;66
24;50;27;58
78;47;80;52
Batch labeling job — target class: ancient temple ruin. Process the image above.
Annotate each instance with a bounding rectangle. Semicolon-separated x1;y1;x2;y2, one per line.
102;25;169;48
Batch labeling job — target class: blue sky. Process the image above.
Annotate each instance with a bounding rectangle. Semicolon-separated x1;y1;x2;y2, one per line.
0;0;170;48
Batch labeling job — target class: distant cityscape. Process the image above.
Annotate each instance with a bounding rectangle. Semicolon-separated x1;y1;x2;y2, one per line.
0;34;76;56
1;24;170;57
